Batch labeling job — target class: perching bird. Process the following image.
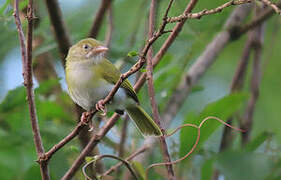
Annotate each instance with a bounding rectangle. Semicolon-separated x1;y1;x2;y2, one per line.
65;38;162;136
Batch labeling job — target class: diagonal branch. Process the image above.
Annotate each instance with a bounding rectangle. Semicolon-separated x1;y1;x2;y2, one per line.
13;0;50;179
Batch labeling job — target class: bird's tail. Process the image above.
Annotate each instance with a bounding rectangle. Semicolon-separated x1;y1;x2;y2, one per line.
126;104;162;136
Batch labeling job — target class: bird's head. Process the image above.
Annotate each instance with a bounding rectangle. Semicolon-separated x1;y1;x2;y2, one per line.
67;38;108;63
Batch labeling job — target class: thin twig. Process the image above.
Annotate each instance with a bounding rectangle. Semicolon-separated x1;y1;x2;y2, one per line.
147;0;175;179
89;0;113;38
82;154;138;180
260;0;281;14
241;9;265;144
13;0;50;179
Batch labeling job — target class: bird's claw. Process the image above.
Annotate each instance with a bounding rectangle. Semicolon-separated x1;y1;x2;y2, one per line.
88;121;94;131
81;112;95;131
81;112;90;124
96;100;107;116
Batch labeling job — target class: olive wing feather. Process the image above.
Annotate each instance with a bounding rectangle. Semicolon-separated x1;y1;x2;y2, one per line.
98;58;139;103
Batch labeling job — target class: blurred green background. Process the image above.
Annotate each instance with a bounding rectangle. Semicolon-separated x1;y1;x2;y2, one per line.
0;0;280;179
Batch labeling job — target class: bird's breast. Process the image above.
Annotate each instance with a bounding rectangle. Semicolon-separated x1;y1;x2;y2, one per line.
66;62;128;111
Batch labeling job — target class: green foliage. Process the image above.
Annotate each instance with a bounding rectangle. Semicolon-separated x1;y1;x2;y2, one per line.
216;151;274;180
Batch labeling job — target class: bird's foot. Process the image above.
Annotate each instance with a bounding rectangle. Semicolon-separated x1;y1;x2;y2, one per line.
96;100;107;116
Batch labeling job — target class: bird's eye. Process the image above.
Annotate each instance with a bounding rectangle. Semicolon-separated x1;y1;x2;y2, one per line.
83;44;90;50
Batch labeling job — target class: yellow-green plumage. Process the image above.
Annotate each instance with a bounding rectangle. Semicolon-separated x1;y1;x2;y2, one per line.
65;38;162;136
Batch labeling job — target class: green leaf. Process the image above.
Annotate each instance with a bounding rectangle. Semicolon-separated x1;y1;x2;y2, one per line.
0;86;26;113
0;0;11;15
216;151;274;180
127;51;138;57
191;85;204;93
201;158;215;180
180;93;247;158
68;145;80;153
35;78;60;95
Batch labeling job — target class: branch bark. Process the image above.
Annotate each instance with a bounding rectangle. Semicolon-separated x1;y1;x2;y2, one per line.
219;33;253;152
13;0;50;179
241;13;265;145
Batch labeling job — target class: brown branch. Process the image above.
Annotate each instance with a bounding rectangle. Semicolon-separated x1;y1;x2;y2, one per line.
118;117;129;159
43;0;71;65
147;0;175;179
114;115;129;177
167;0;252;23
219;32;253;152
241;15;265;144
89;0;113;38
260;0;281;14
13;0;50;179
102;146;147;177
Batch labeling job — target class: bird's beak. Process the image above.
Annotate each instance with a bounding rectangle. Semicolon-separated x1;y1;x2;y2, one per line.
92;46;108;54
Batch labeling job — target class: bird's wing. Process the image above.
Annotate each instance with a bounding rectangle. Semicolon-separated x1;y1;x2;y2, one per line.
98;58;139;103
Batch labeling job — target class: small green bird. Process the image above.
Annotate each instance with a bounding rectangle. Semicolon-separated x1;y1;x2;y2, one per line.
65;38;162;136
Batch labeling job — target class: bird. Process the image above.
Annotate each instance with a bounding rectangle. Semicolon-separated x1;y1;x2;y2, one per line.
65;38;162;136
